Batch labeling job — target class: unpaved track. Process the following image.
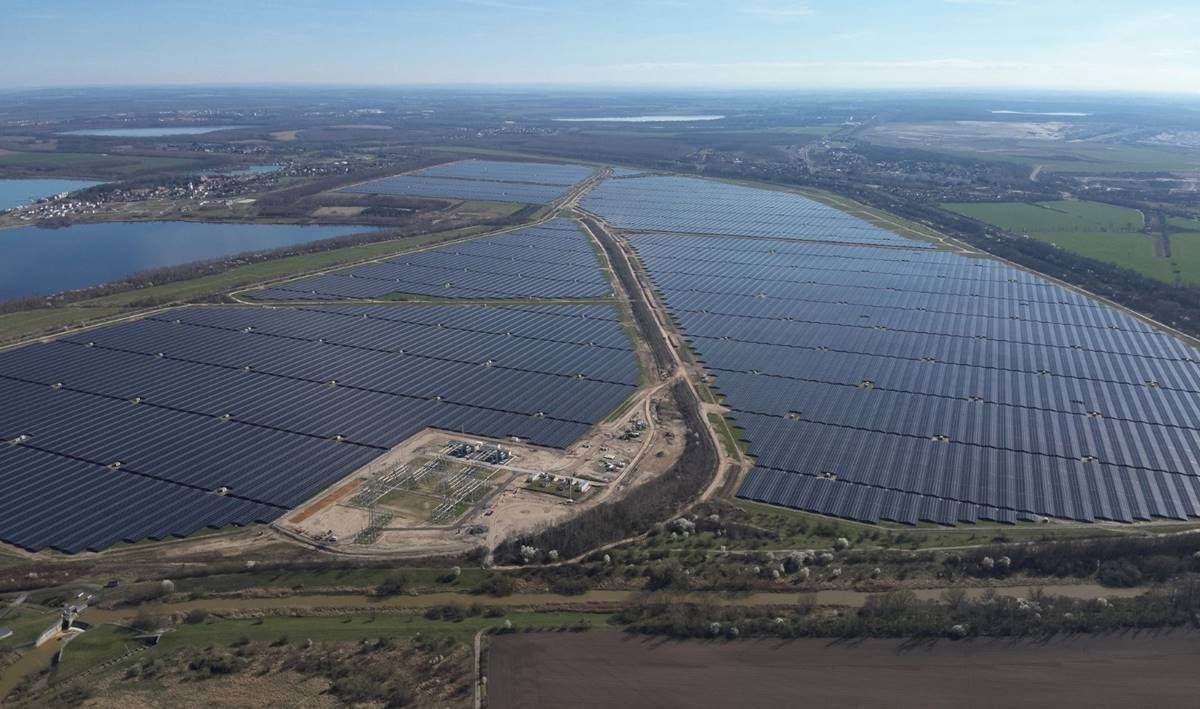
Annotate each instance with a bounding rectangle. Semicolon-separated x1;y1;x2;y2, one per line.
489;630;1200;709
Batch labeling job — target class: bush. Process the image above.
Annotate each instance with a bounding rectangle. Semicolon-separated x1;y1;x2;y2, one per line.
183;608;209;625
548;576;593;596
1097;560;1143;588
471;575;515;597
129;608;164;634
374;574;410;597
424;604;466;622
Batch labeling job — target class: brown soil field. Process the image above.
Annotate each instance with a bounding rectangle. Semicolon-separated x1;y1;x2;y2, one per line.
488;630;1200;709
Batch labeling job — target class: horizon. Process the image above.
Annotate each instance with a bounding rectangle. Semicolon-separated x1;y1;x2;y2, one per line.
4;0;1198;93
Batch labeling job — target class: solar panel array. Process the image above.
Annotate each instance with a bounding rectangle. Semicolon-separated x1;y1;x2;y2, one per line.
582;175;930;248
622;205;1200;526
608;166;654;179
341;159;594;205
0;303;637;552
250;219;611;301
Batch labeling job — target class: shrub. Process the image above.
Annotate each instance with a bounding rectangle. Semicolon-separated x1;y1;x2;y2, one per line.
374;574;410;597
471;575;515;597
183;608;209;625
1097;560;1143;588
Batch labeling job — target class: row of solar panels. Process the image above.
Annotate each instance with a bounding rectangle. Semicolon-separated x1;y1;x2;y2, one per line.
738;415;1200;524
415;159;594;186
672;313;1200;393
582;175;930;248
0;444;283;555
633;234;1081;290
608;166;655;179
694;341;1200;431
0;303;638;551
663;295;1192;364
251;219;612;301
629;233;1004;269
341;159;594;205
651;278;1154;334
713;374;1199;475
605;185;1200;523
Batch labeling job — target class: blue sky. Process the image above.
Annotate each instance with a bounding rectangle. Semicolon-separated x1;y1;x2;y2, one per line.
3;0;1198;92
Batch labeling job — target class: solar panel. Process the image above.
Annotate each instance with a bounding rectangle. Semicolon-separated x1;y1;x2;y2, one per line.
582;176;931;248
0;302;637;551
249;218;612;302
620;211;1200;525
340;160;594;204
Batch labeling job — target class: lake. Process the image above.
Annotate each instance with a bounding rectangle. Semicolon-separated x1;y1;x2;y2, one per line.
59;125;251;137
553;115;725;123
0;179;103;211
0;221;374;300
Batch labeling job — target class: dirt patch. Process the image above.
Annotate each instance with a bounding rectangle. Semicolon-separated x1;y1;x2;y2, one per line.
488;630;1200;709
292;478;363;524
270;130;300;142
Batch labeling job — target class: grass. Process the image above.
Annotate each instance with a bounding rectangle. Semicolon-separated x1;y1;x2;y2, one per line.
867;130;1200;174
944;200;1143;233
943;200;1200;285
0;605;56;649
0;225;491;345
706;412;743;460
170;567;487;596
52;611;609;684
525;479;586;501
724;499;1130;551
452;199;525;217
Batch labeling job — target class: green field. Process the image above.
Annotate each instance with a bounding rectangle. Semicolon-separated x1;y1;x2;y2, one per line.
943;200;1200;285
1168;216;1200;231
52;610;604;685
0;605;56;650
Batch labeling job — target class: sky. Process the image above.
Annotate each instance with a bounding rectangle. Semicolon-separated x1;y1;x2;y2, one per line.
2;0;1198;93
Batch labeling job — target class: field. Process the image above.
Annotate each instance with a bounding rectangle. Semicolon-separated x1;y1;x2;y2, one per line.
943;200;1200;284
488;631;1200;709
861;121;1200;174
0;151;201;178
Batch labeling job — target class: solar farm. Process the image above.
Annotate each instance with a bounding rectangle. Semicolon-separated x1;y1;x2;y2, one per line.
340;159;595;205
581;174;1200;526
3;160;1200;557
581;175;925;247
0;302;638;552
249;218;612;301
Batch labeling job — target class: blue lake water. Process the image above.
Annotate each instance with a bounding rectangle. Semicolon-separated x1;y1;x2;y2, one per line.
59;126;251;137
0;179;104;211
0;221;373;300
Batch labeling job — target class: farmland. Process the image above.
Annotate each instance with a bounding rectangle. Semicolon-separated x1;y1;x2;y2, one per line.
860;121;1200;174
488;632;1200;709
943;199;1200;285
